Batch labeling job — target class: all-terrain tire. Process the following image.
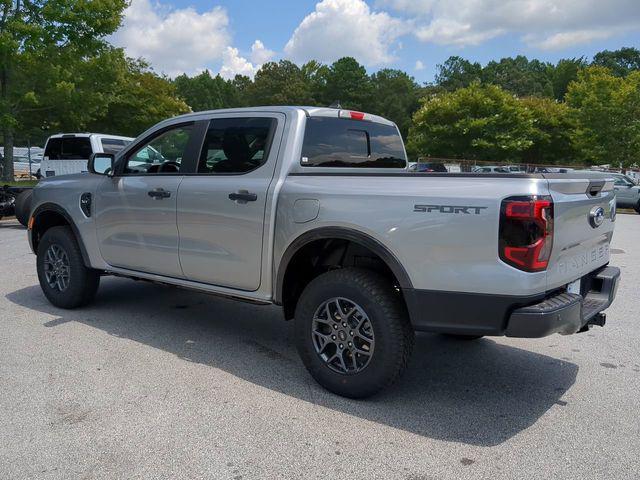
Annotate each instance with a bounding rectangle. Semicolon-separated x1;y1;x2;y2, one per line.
36;226;100;309
295;268;414;398
14;189;33;227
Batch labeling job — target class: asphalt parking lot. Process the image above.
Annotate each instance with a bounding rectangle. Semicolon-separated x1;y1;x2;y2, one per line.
1;215;639;479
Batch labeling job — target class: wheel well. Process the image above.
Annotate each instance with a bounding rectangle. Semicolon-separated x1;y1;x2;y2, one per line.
31;210;71;254
280;238;407;320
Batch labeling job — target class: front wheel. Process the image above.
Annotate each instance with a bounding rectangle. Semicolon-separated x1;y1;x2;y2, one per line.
36;226;100;309
635;201;640;214
294;268;414;398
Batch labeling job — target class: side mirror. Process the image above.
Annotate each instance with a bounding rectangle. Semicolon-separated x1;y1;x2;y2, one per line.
88;153;115;176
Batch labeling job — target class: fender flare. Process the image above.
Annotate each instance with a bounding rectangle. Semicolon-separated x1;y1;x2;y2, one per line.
274;226;413;305
30;203;91;266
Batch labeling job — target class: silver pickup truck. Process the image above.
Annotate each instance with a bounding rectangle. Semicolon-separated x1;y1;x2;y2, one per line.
27;107;620;398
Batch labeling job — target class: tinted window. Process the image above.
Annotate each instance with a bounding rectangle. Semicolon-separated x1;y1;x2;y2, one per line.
124;125;194;174
101;138;130;155
197;117;275;174
44;137;92;160
301;117;406;168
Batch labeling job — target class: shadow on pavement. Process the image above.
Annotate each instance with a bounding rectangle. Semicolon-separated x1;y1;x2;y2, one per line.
6;277;578;447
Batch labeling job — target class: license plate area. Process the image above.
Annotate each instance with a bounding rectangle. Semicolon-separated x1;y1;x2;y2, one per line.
567;279;581;295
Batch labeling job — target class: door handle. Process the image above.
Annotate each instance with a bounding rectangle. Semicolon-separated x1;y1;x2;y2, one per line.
228;191;257;203
148;188;171;199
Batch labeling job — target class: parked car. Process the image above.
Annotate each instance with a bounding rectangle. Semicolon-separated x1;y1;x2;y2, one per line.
40;133;133;178
472;165;509;173
409;162;448;172
574;170;640;213
27;107;620;398
10;133;134;227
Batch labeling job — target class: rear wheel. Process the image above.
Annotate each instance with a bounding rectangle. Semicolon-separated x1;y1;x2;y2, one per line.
635;201;640;214
36;226;100;309
295;268;414;398
14;190;33;227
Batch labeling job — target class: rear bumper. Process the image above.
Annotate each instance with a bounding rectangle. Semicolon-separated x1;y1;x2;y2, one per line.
403;265;620;338
505;266;620;337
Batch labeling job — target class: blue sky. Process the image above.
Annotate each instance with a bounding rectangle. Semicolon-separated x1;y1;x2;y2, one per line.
111;0;640;83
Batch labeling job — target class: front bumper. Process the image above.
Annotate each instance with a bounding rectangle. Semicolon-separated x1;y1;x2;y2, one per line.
505;266;620;338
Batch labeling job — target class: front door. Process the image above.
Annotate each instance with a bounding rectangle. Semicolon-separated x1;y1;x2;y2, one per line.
95;123;200;278
177;113;284;290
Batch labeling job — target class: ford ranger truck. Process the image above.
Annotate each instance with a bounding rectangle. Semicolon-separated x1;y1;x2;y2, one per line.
26;107;620;398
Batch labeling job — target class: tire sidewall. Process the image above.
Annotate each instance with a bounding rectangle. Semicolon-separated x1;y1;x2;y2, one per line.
36;227;93;308
15;190;32;227
295;271;406;397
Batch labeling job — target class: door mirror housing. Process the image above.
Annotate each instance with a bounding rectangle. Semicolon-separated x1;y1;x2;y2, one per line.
88;153;115;176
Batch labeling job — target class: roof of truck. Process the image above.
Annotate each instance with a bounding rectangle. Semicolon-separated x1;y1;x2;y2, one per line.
171;106;397;127
46;133;134;141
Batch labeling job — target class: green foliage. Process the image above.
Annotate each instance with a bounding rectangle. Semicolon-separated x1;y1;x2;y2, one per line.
174;71;243;112
321;57;372;110
369;69;420;139
407;83;538;162
434;56;482;91
566;67;640;167
481;56;554;98
247;60;315;105
592;47;640;77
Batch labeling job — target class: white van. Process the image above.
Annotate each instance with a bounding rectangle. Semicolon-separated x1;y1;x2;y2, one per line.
40;133;133;177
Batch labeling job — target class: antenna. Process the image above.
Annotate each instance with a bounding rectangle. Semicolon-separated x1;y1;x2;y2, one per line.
328;101;342;109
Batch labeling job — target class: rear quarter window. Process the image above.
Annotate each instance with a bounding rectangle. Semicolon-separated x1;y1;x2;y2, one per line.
301;117;406;168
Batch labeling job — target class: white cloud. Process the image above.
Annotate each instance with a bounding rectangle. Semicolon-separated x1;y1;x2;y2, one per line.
112;0;230;76
380;0;640;49
415;60;425;70
219;40;275;79
284;0;404;66
250;40;275;65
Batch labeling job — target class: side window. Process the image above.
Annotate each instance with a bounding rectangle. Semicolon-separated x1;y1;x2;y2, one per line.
101;138;130;155
197;117;276;174
124;125;194;174
301;117;406;168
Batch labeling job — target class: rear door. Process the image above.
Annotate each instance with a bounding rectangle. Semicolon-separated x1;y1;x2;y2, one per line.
544;175;616;291
95;123;201;278
177;113;284;290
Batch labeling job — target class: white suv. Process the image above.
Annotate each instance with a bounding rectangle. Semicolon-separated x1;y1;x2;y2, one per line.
40;133;133;178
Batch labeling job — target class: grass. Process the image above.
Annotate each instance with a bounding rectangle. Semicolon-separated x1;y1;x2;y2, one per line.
2;180;38;187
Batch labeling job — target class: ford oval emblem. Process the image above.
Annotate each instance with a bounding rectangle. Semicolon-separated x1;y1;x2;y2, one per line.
589;206;605;228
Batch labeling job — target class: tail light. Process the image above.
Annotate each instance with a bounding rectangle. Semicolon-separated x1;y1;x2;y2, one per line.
499;196;554;272
338;110;366;120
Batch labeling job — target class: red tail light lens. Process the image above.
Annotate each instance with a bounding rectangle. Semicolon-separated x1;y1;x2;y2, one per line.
499;196;554;272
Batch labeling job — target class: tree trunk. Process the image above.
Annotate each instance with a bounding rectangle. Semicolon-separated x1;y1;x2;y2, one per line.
1;128;13;182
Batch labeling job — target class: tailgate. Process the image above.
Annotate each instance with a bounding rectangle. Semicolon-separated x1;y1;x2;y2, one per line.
544;175;616;291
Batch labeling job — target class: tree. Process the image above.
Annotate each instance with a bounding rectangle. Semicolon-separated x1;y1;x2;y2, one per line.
481;56;554;98
174;70;242;112
566;67;640;167
592;47;640;77
407;83;539;162
88;58;189;137
369;69;420;139
0;0;127;180
434;56;482;91
520;97;577;165
248;60;314;105
550;58;586;101
321;57;372;110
